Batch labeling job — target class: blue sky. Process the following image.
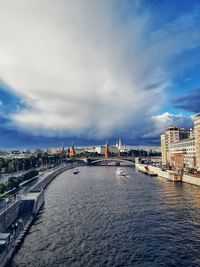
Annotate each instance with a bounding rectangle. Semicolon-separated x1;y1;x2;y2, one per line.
0;0;200;149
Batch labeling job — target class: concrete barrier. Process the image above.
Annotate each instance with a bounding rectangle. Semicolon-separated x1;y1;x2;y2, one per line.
182;175;200;186
20;191;45;215
136;164;182;182
0;200;21;232
30;165;81;192
0;164;86;267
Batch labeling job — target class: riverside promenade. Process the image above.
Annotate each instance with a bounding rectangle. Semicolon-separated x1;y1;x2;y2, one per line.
0;162;85;267
136;162;200;186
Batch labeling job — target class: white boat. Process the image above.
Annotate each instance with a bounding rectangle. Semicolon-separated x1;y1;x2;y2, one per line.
73;169;79;175
116;167;127;176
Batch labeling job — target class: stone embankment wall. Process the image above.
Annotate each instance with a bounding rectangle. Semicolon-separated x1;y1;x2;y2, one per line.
32;190;45;215
135;164;148;174
136;163;200;185
136;164;182;182
136;163;170;179
182;175;200;186
0;164;85;267
0;200;21;232
147;165;200;185
30;164;83;193
148;166;170;179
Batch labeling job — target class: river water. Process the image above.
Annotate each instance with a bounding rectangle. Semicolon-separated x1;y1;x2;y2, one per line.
11;166;200;267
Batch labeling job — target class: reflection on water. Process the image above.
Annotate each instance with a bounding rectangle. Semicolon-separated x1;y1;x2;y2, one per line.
12;166;200;267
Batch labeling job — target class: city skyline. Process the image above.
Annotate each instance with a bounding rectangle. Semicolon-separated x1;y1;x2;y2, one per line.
0;0;200;148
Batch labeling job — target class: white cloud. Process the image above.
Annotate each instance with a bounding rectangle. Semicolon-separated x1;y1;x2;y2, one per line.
0;1;199;139
143;112;193;139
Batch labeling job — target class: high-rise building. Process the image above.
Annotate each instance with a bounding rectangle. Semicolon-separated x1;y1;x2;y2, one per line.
161;127;188;165
194;114;200;171
189;128;195;138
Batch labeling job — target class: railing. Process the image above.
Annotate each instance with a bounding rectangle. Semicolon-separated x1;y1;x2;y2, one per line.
0;213;32;266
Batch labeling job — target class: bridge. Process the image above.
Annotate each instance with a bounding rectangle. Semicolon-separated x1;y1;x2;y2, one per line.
78;157;135;166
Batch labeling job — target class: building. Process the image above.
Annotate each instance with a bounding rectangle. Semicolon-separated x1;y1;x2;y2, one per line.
75;148;86;155
60;144;66;157
161;134;167;165
194;114;200;171
44;147;59;155
104;143;111;158
169;138;196;169
189;128;195;138
116;138;128;153
0;150;9;158
94;146;106;155
85;147;96;153
161;127;189;165
95;145;118;155
69;144;76;159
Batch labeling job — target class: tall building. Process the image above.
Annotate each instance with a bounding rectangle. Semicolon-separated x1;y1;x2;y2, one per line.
194;114;200;171
161;127;188;165
189;128;195;138
161;134;167;165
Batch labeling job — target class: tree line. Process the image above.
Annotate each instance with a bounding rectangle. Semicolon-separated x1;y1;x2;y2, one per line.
0;153;66;174
0;169;39;195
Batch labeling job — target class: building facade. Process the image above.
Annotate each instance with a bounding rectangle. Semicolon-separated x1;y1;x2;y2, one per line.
169;138;196;169
161;127;189;165
115;138;128;153
194;114;200;171
95;146;118;155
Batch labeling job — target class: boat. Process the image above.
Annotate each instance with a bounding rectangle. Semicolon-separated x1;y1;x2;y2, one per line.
116;167;127;176
73;169;79;175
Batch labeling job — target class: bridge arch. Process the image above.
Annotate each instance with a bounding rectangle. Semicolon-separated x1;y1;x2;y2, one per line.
90;158;135;166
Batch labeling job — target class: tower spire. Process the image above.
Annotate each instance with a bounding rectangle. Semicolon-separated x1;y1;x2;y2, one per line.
105;141;111;158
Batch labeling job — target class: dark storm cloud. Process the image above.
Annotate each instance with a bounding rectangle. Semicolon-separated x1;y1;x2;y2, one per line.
173;88;200;113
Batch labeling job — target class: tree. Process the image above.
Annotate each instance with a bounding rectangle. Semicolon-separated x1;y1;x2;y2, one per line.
7;177;20;190
0;183;6;194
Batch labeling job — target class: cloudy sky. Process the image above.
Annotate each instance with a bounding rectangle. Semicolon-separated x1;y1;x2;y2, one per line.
0;0;200;148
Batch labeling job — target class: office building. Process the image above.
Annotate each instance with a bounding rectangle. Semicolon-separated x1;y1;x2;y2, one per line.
170;138;196;169
194;114;200;171
161;127;188;165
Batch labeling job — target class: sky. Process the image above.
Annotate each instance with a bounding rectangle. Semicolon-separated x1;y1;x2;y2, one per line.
0;0;200;149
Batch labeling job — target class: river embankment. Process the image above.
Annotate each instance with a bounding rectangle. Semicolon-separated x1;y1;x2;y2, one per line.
136;163;200;186
0;162;85;267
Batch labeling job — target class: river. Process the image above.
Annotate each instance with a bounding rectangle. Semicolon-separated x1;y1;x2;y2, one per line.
11;166;200;267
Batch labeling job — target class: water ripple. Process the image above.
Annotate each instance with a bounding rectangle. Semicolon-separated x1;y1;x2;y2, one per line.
12;166;200;267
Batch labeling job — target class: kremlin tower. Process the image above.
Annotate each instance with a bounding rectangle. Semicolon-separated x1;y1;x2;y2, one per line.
69;143;76;160
60;144;66;157
104;142;111;158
